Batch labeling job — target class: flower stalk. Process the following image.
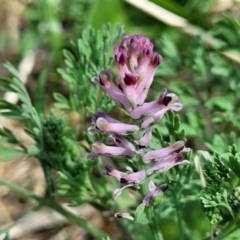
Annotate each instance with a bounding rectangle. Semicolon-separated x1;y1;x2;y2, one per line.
89;34;190;239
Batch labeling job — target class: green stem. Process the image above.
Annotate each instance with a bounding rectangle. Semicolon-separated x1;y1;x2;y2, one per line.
213;216;240;240
0;205;41;234
172;189;184;240
141;174;163;240
134;119;164;240
0;178;111;239
146;206;164;240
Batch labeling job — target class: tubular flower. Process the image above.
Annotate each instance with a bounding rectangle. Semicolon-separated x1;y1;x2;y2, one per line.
92;70;132;112
143;141;190;163
88;110;139;135
88;34;191;218
87;141;137;160
107;133;138;153
103;165;146;196
141;93;182;128
147;153;190;175
131;88;182;127
143;181;168;206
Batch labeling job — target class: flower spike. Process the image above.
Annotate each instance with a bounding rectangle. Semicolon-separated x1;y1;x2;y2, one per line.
88;34;190;220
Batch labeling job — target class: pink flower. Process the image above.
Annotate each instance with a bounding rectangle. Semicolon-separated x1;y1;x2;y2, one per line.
131;88;182;128
146;154;190;175
88;110;139;135
143;141;190;163
107;133;138;153
88;141;137;160
92;70;132;112
103;165;146;196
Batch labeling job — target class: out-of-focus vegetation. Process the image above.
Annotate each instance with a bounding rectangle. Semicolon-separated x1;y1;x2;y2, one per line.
0;0;240;239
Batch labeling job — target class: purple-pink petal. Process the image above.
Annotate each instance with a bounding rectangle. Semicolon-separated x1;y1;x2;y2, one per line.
96;117;139;134
102;165;124;180
88;141;137;160
135;128;152;148
121;170;146;184
107;134;137;152
147;154;190;175
136;53;162;105
92;110;120;124
131;88;168;119
102;164;145;196
141;108;169;128
143;141;186;163
114;184;134;196
92;71;132;112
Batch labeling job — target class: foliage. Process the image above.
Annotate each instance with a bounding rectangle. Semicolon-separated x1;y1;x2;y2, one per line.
199;145;240;238
54;23;124;117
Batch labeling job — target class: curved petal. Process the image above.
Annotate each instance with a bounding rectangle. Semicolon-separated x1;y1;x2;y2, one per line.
114;183;134;196
96;117;139;134
143;141;186;163
107;134;137;152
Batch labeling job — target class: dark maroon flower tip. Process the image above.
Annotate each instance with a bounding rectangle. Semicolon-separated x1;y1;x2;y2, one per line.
116;51;128;65
102;165;114;175
151;53;163;67
99;70;112;86
160;184;168;192
120;178;128;184
174;154;183;163
143;45;152;57
163;95;172;106
175;145;185;153
123;73;137;86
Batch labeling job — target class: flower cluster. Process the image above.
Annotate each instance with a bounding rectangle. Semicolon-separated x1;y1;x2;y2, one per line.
88;34;190;220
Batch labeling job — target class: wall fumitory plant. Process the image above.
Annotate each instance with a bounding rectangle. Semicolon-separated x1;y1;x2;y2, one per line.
88;34;191;239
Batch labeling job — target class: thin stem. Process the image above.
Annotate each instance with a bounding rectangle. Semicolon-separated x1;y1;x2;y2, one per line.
172;189;184;240
208;215;240;240
141;172;163;240
146;206;164;240
44;200;111;239
133;119;164;240
0;178;111;239
0;205;41;234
